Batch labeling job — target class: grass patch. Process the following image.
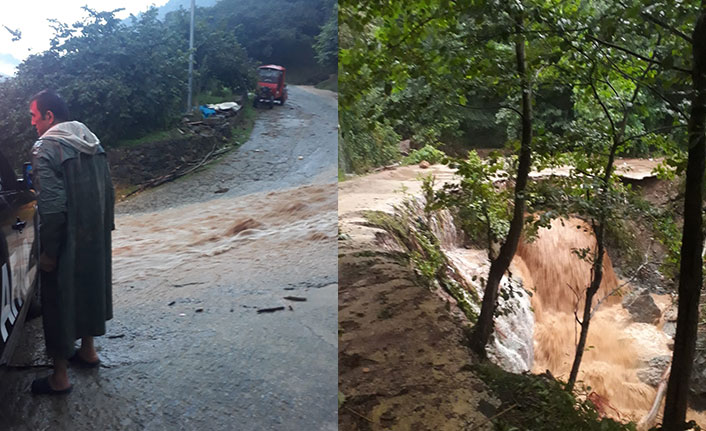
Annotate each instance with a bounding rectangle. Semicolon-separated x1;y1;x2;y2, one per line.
115;184;140;200
474;362;636;431
231;102;256;146
363;207;479;323
116;128;187;148
194;88;244;106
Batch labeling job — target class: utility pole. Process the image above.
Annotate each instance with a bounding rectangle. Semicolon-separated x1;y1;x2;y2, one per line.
186;0;195;112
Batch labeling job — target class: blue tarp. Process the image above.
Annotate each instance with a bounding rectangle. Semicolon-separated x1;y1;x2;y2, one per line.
199;105;217;118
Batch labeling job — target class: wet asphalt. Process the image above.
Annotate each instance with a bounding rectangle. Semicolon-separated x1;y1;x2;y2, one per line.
0;86;338;430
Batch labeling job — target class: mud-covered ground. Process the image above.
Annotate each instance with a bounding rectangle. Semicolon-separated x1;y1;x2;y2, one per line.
0;86;338;430
338;166;498;430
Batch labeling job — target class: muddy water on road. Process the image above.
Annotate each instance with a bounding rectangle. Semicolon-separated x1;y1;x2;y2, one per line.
113;183;336;286
0;86;338;430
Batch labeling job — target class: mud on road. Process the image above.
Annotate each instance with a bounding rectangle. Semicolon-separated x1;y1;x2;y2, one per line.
0;86;338;430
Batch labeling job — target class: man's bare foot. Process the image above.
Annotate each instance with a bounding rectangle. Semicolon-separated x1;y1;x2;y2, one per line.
48;373;71;391
76;347;99;363
31;374;72;395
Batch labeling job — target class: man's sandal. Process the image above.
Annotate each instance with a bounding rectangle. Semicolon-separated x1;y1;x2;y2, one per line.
31;376;73;395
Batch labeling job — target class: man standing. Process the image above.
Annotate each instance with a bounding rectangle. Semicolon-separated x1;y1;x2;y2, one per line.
29;90;114;395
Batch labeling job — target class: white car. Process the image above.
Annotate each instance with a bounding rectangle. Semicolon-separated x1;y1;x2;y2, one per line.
0;156;39;365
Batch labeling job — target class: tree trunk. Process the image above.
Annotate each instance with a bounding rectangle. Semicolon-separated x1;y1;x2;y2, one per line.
565;61;627;390
566;224;605;391
662;5;706;429
470;9;533;358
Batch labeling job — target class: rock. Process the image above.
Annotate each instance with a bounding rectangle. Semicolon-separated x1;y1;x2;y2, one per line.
637;355;671;386
662;303;678;337
623;292;661;324
662;321;677;338
419;160;430;169
691;329;706;397
663;303;678;321
399;139;411;156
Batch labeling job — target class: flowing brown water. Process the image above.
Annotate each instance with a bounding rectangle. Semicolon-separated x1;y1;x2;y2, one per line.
513;218;674;422
112;183;337;289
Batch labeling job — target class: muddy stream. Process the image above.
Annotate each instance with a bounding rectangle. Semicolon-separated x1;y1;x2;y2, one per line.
0;86;338;430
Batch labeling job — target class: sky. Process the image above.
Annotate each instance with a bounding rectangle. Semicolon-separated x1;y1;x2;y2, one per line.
0;1;170;76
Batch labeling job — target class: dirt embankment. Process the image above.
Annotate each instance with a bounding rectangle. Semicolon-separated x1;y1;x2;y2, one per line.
338;219;498;430
338;166;498;430
107;108;248;194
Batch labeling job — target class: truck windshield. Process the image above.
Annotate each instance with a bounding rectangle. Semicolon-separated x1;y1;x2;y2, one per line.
258;69;281;83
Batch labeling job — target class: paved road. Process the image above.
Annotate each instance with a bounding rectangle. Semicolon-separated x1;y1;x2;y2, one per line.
0;86;338;430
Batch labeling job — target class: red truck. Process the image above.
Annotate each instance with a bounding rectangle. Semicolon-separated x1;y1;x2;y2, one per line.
253;65;288;109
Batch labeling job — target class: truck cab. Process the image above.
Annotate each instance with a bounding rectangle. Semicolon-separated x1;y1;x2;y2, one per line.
253;65;288;109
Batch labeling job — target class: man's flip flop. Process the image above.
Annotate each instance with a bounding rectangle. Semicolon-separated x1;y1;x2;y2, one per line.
68;352;101;368
31;376;73;395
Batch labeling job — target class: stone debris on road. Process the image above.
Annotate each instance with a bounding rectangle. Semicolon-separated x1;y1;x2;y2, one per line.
257;306;286;314
283;296;307;302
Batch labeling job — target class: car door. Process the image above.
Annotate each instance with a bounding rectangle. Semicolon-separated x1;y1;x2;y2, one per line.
0;153;37;364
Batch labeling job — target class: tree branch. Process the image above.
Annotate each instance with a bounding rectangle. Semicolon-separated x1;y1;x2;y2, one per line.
589;66;617;138
601;78;627;111
641;11;693;44
586;34;692;74
458;103;524;119
619;125;688;144
591;242;652;318
600;52;690;122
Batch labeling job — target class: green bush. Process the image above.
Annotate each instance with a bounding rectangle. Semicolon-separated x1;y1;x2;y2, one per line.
402;144;446;165
475;362;637;431
339;88;401;173
0;6;256;170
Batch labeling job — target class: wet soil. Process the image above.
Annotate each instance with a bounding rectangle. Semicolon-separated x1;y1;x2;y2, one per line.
338;167;498;430
0;86;338;430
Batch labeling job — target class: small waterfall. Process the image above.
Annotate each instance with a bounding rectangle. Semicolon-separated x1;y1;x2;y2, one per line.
513;217;664;422
413;201;701;423
412;197;536;373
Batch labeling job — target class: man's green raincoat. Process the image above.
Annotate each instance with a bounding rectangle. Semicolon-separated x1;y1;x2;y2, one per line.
32;121;114;359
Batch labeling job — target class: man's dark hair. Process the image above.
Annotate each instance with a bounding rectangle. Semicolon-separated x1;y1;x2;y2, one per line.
30;90;70;122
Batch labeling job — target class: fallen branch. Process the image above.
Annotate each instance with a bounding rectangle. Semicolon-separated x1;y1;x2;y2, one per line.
283;296;307;302
257;306;285;313
591;242;653;318
638;361;671;430
468;404;518;430
122;143;223;199
343;406;376;424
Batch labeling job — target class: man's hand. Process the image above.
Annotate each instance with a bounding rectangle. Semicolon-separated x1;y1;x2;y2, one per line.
40;252;57;272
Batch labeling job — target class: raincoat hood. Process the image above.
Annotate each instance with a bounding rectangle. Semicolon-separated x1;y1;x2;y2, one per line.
41;121;101;155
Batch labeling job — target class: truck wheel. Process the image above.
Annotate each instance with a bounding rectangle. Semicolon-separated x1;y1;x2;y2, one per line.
253;98;259;108
268;96;274;109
